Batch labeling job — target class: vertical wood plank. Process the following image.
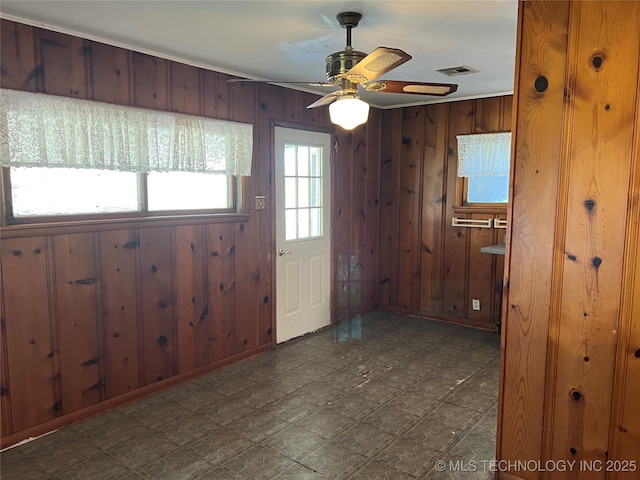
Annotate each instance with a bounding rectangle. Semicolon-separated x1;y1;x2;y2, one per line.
334;129;354;321
362;109;382;313
98;230;140;399
40;29;87;98
170;62;202;115
378;109;402;307
203;70;230;120
0;271;13;436
397;107;424;310
175;226;207;372
420;103;448;314
1;237;56;431
466;218;495;325
256;84;280;345
547;1;640;473
230;80;259;352
206;224;235;361
499;1;570;474
139;227;176;384
442;100;475;318
52;234;102;413
132;53;168;110
350;123;368;314
0;20;38;92
91;42;131;105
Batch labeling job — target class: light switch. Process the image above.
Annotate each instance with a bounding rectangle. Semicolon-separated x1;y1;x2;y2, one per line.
255;196;266;210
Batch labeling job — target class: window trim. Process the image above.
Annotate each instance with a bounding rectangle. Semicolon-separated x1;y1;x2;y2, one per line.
1;166;240;227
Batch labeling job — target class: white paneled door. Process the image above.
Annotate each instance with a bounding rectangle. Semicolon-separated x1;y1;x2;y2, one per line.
275;127;332;343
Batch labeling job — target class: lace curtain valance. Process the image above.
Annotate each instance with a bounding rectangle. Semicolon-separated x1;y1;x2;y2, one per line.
0;89;253;176
457;132;511;177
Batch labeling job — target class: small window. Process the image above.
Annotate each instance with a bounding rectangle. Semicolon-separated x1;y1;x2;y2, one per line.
147;171;231;211
466;175;509;204
457;132;511;206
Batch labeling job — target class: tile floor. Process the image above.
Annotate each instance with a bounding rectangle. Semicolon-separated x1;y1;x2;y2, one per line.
0;311;500;479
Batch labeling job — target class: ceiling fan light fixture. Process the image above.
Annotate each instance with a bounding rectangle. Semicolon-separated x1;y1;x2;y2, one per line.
329;95;370;130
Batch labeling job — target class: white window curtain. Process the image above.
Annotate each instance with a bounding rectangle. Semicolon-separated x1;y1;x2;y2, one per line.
457;132;511;177
0;89;253;176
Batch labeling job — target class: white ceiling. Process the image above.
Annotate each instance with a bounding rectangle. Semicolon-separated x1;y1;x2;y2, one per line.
0;0;518;109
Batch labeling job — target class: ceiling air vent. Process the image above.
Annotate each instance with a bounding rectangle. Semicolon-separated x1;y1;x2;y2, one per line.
435;65;479;77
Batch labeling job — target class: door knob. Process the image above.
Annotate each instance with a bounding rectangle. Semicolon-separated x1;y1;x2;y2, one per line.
277;248;291;256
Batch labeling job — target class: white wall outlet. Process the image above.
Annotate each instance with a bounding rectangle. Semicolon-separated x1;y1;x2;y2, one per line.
255;195;266;210
472;299;481;311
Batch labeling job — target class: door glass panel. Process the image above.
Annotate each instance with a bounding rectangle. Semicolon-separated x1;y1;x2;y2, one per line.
285;209;297;240
298;208;310;238
283;142;324;240
297;146;309;176
310;178;322;207
284;144;297;176
298;178;310;208
310;147;322;176
310;207;322;237
285;178;297;209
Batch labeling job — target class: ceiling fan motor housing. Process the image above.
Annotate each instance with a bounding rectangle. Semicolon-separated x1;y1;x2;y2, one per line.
325;50;367;82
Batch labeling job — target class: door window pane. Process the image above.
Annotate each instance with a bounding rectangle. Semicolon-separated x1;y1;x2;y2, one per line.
283;143;324;240
298;208;310;238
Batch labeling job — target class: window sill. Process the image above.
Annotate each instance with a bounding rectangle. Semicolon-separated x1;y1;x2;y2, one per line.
0;213;252;239
453;204;508;215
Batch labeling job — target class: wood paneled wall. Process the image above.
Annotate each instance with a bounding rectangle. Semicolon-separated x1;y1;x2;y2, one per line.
497;2;640;479
378;96;512;330
0;20;382;446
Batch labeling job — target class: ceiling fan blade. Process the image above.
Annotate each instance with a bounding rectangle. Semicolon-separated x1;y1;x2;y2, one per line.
345;47;412;82
307;91;341;109
228;79;335;87
364;80;458;96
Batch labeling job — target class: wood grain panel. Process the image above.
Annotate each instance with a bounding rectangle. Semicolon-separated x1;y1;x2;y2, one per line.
40;29;87;98
170;62;201;115
397;107;424;310
255;84;279;345
378;109;402;307
420;103;448;314
498;1;570;474
0;271;13;436
175;225;207;372
547;1;640;473
132;53;168;110
442;100;474;318
98;230;140;399
139;227;176;385
203;70;230;120
90;42;131;105
334;129;354;321
350;123;368;313
206;224;235;361
612;234;640;479
229;79;259;352
1;237;56;431
467;217;496;323
52;234;102;413
363;110;382;313
0;20;38;91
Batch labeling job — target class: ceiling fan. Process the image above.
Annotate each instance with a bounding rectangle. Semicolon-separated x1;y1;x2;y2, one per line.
230;12;458;130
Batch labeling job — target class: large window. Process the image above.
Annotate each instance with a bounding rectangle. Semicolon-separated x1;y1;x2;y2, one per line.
5;167;233;219
1;89;252;223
